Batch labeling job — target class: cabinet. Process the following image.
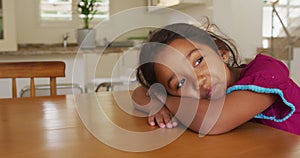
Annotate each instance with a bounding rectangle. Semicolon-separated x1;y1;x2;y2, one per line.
84;48;139;79
0;0;17;51
147;0;207;11
83;48;139;92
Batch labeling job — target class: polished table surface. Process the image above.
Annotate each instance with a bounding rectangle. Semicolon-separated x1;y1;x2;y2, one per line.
1;91;300;158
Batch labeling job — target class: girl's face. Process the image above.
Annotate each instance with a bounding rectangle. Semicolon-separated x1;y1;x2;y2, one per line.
154;38;231;99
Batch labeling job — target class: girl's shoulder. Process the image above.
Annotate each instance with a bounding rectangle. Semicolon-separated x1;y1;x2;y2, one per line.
241;53;289;79
231;54;290;89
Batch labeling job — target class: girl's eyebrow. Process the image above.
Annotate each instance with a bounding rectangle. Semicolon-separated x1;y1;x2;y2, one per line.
186;48;201;58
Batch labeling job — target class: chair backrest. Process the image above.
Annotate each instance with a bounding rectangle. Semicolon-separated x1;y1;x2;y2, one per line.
0;61;65;98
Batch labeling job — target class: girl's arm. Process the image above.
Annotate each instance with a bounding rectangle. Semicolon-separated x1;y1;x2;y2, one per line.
131;86;152;113
164;90;277;135
131;86;178;128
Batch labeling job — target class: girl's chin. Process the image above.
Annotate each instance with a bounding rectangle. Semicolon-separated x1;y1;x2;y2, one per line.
208;92;226;100
207;86;226;100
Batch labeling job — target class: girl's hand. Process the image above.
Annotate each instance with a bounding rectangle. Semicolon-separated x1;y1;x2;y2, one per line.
132;86;164;113
132;86;178;128
148;106;178;129
147;86;178;129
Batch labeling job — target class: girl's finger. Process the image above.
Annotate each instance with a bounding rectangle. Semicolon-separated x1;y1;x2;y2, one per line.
155;114;166;128
148;116;155;126
171;117;178;127
161;112;173;129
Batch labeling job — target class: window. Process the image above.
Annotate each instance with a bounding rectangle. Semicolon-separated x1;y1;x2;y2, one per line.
262;0;300;38
40;0;109;21
40;0;72;21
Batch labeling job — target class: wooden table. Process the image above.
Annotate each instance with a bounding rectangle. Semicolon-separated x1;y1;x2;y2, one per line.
1;91;300;158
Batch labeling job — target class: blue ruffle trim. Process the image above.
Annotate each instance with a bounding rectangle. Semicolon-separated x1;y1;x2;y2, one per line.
226;85;295;122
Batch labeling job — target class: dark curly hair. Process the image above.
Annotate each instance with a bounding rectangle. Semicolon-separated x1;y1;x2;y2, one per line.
136;21;241;89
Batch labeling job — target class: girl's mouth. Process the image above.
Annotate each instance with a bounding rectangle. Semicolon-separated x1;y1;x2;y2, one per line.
207;86;216;99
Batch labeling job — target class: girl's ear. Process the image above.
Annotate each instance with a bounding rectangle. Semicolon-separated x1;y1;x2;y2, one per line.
219;50;229;63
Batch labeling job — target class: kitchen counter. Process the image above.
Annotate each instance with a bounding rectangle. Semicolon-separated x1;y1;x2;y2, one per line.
0;43;129;56
0;43;140;98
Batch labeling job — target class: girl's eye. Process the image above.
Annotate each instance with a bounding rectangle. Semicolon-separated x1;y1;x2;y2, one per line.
194;56;204;67
177;78;186;89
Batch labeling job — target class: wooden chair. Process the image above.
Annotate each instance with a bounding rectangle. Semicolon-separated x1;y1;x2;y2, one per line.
0;61;65;98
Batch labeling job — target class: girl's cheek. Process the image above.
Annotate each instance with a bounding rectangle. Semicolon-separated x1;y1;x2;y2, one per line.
180;84;200;99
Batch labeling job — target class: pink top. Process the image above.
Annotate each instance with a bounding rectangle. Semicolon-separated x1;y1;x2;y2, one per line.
227;54;300;135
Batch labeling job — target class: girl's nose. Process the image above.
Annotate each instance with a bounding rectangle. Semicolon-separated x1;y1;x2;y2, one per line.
196;75;207;89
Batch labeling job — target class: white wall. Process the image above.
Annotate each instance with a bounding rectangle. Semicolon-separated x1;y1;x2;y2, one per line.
213;0;264;59
154;1;213;25
15;0;147;44
148;0;264;60
94;7;165;43
13;0;264;59
0;0;17;51
15;0;77;44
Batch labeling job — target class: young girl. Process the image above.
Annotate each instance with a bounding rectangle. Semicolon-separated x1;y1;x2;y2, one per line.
131;22;300;135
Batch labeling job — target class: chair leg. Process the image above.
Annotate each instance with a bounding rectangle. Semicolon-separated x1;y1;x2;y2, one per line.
30;77;35;97
50;77;57;96
12;78;17;98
